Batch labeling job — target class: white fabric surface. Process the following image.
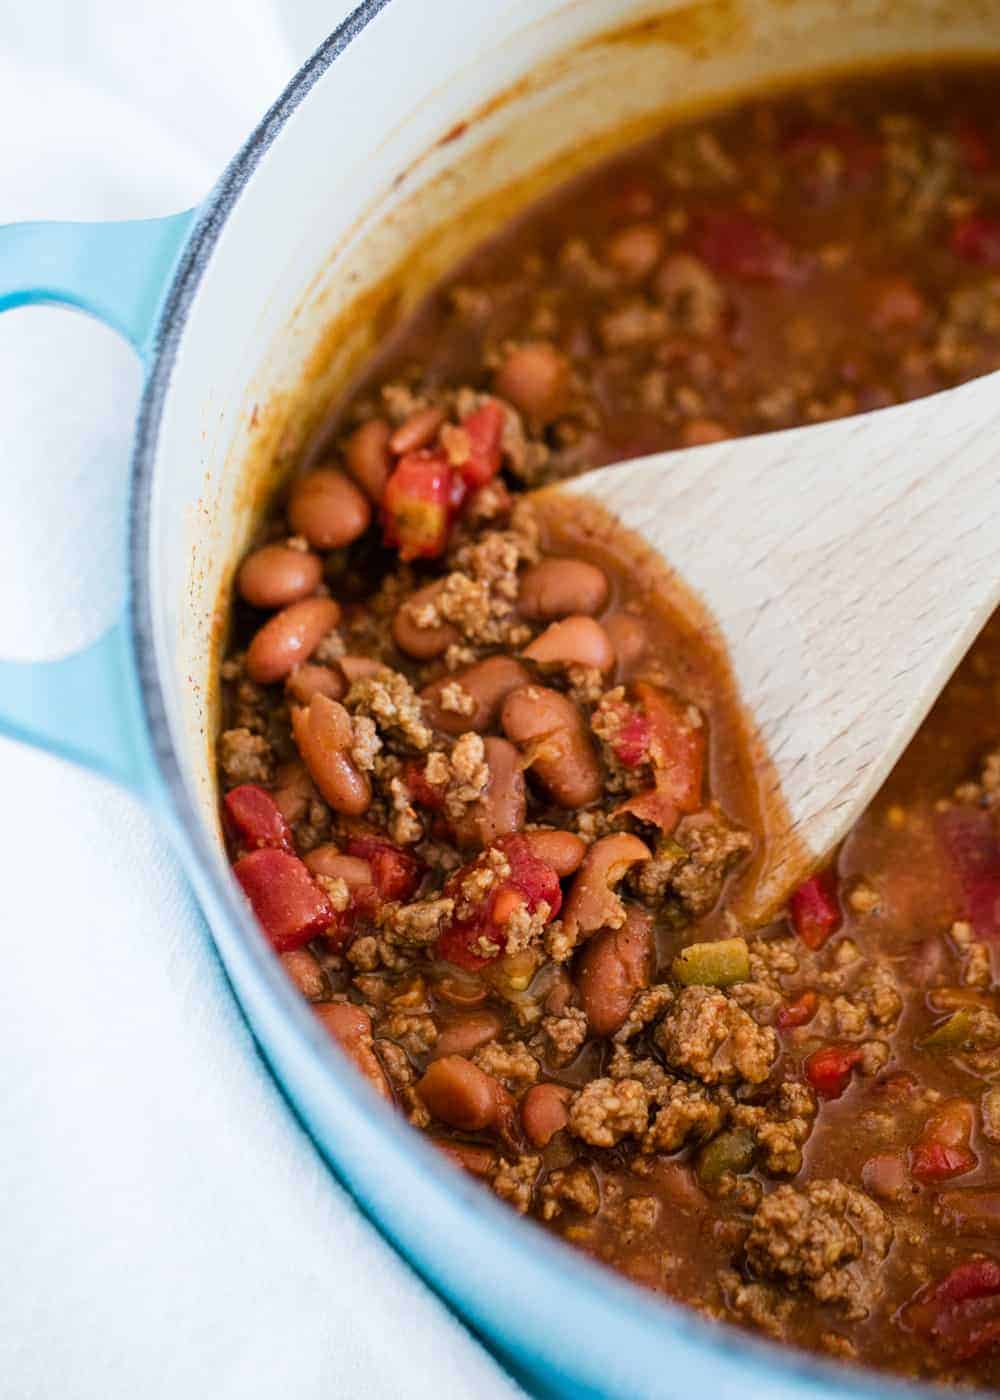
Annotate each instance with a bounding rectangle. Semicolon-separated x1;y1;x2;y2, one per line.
0;4;523;1396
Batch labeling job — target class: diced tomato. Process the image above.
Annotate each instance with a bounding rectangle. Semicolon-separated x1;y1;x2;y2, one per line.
233;847;335;952
910;1142;978;1183
938;807;1000;939
604;701;653;768
804;1044;862;1099
346;835;423;902
955;120;994;174
788;873;841;950
402;758;446;811
459;399;505;488
776;989;818;1030
902;1259;1000;1361
615;683;705;831
910;1098;977;1183
694;209;801;284
950;213;1000;268
435;834;562;971
224;784;293;852
382;449;455;560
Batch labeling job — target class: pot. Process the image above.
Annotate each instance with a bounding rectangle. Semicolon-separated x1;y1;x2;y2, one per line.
2;2;997;1395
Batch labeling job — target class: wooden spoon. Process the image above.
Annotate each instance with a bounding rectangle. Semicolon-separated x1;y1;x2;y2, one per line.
559;371;1000;922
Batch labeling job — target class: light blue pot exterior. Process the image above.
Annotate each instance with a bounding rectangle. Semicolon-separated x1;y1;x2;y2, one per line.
0;5;986;1397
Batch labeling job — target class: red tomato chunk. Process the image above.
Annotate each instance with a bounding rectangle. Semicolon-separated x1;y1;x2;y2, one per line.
346;835;423;902
903;1259;1000;1360
694;209;801;284
789;873;841;950
459;399;505;488
616;684;704;830
776;989;818;1030
234;848;334;952
224;783;293;852
436;835;562;971
950;213;1000;267
382;450;455;560
805;1044;862;1099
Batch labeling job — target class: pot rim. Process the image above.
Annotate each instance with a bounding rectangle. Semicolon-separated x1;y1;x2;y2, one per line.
125;6;962;1397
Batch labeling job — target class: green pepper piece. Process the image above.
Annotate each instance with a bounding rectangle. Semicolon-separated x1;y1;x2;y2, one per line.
696;1128;757;1185
673;937;750;988
920;1007;976;1051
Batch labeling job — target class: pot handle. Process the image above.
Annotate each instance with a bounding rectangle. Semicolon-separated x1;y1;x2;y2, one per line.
0;210;196;792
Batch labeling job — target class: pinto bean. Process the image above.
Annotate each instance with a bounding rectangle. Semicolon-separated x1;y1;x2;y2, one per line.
575;905;653;1036
501;685;602;808
522;829;587;878
522;616;614;672
417;1055;505;1132
344;418;393;503
493;342;569;421
434;973;489;1009
520;1083;572;1148
270;759;319;826
338;654;383;684
288;468;372;549
543;969;574;1015
246;597;341;684
280;948;326;1001
285;663;345;706
314;1002;391;1100
432;1010;504;1060
389;406;445;455
238;543;323;609
290;694;371;816
607;222;663;281
432;1139;497;1177
451;737;526;850
392;581;461;660
517;557;609;621
303;846;373;888
421;656;530;736
562;833;651;946
603;613;648;671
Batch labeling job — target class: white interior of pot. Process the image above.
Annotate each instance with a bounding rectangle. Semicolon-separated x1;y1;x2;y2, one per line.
148;0;1000;863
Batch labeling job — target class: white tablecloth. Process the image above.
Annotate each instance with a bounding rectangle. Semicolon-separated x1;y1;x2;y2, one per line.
0;3;523;1395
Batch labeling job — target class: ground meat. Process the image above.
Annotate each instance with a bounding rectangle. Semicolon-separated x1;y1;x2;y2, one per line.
643;1078;726;1154
613;984;675;1043
491;1154;541;1214
219;727;274;787
814;961;902;1039
669;805;753;916
425;523;538;650
655;986;778;1086
730;1081;818;1176
377;896;455;948
472;1039;540;1090
568;1077;649;1147
385;774;424;846
718;1270;794;1340
378;1011;438;1057
349;714;382;772
744;1179;892;1319
539;1165;601;1221
541;1007;588;1065
437;734;490;826
345;668;432;752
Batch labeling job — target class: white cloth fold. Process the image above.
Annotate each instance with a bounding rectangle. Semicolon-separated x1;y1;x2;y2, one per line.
0;4;521;1395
